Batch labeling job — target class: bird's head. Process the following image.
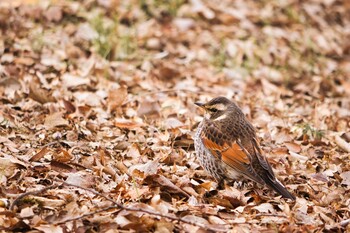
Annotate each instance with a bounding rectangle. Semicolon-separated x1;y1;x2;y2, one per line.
195;96;233;121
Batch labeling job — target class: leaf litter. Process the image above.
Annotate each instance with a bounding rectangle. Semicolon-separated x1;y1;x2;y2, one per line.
0;0;349;232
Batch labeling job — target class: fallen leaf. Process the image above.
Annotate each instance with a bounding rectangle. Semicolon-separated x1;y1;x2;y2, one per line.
253;203;275;213
62;100;76;114
335;135;350;152
137;99;161;118
0;158;18;177
19;207;35;218
35;225;63;233
289;151;308;162
108;86;128;112
65;171;94;188
146;174;189;197
50;160;75;172
285;141;302;153
30;147;50;162
310;173;328;182
129;160;158;178
43;6;62;22
114;119;142;129
61;73;90;88
14;57;34;66
29;80;56;104
164;117;184;129
340;171;350;186
44;112;69;129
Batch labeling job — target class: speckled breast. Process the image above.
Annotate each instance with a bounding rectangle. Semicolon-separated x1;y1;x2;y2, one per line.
194;121;226;182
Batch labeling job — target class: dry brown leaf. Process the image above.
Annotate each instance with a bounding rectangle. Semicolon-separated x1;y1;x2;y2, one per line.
62;100;76;114
115;214;131;228
61;73;90;88
65;171;94;188
208;196;233;209
208;215;226;225
129;160;158;178
164;117;184;129
29;80;56;104
147;174;189;197
289;151;308;162
137;99;161;118
53;148;73;162
114;119;142;129
1;0;349;231
335;135;350;152
340;171;350;186
35;225;63;233
155;221;174;233
73;91;101;106
252;203;275;213
284;141;302;153
44;112;69;129
191;0;215;19
273;129;293;144
108;86;128;112
29;147;50;162
0;158;19;177
310;173;328;183
0;77;21;101
50;160;75;172
43;6;62;22
0;136;19;153
14;57;34;66
153;64;180;81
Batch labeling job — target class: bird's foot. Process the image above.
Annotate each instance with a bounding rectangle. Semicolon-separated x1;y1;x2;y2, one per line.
232;180;249;189
217;179;226;190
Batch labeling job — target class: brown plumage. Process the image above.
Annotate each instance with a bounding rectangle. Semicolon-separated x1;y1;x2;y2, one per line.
194;97;295;200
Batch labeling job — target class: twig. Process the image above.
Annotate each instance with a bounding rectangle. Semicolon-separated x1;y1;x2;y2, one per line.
54;206;119;225
307;181;317;193
10;179;229;231
38;141;62;149
256;213;287;218
59;181;229;231
10;184;61;210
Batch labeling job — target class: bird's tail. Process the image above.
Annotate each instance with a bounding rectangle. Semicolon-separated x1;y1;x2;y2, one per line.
265;178;295;200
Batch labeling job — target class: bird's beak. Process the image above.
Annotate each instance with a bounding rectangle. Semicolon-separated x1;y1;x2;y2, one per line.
195;102;205;108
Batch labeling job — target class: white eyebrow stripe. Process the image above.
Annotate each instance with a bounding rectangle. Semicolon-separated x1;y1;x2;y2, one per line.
208;103;226;111
213;114;227;121
214;103;226;111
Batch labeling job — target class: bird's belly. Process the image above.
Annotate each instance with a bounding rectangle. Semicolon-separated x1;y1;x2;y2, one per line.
194;127;226;181
194;125;244;182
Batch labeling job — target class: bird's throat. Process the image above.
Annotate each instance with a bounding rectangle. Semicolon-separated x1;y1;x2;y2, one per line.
213;113;227;121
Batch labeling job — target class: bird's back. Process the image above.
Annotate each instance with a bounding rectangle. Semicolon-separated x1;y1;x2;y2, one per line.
194;97;295;199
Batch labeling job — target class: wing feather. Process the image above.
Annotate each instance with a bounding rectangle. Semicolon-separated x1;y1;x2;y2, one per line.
200;123;264;184
197;115;295;199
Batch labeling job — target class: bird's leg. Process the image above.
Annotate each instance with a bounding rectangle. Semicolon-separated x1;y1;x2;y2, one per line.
233;180;249;189
217;179;226;190
203;189;219;198
203;179;224;199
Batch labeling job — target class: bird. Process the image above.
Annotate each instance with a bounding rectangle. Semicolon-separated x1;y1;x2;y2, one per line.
194;96;295;200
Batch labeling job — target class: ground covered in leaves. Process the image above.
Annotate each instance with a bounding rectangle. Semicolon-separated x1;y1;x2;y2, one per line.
0;0;350;232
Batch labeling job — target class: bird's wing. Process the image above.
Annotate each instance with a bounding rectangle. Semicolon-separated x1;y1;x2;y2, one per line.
251;137;275;180
251;137;295;200
200;122;264;184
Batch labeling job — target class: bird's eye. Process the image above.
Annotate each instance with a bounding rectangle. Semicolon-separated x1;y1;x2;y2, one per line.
209;108;218;113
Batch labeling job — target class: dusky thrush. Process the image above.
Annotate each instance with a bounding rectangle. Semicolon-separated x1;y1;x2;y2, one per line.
194;97;295;200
